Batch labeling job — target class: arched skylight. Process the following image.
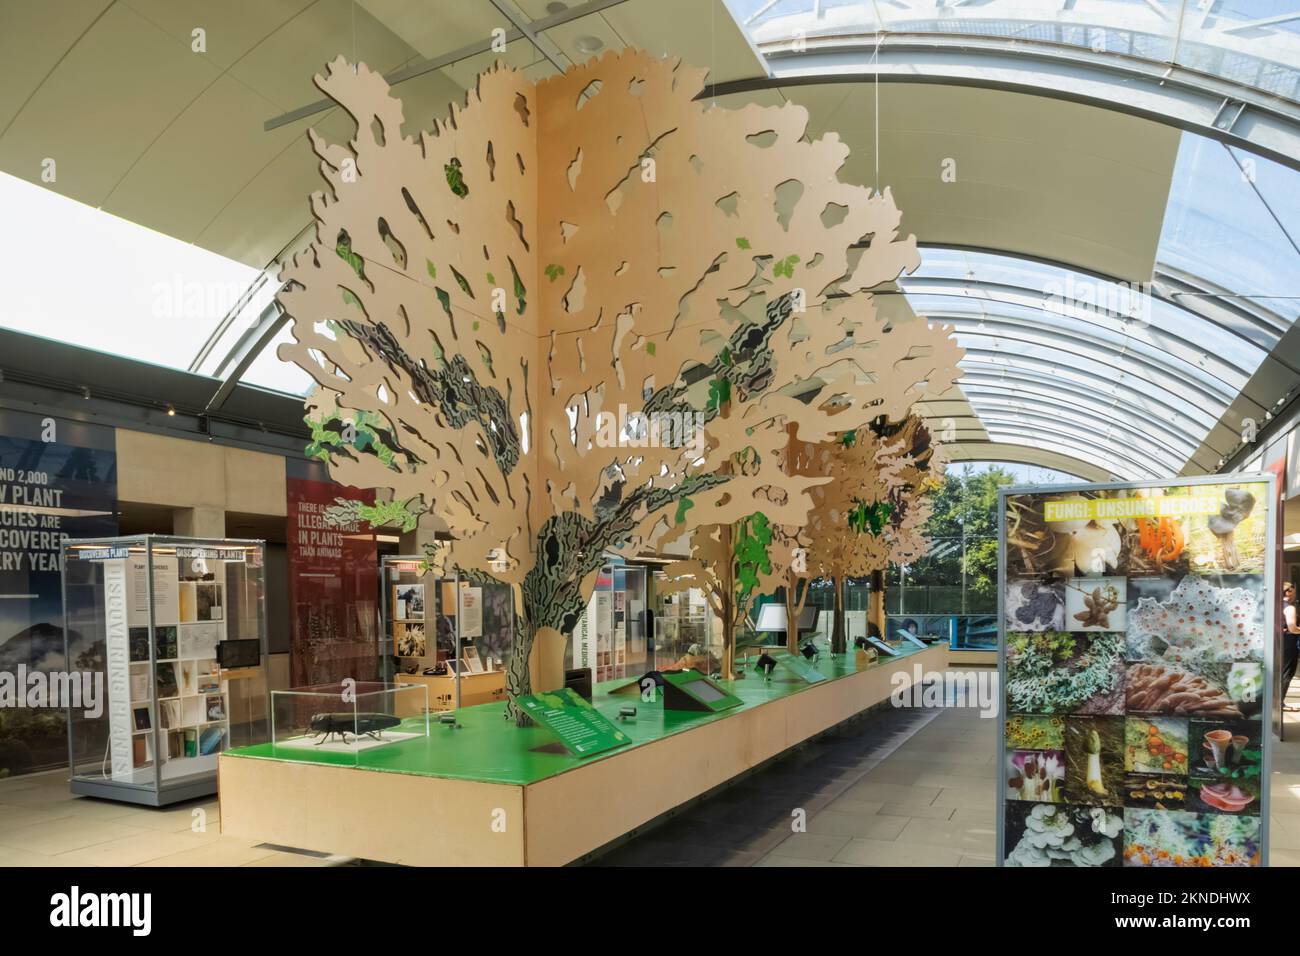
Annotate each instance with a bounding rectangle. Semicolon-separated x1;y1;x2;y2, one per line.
0;171;257;371
725;0;1300;97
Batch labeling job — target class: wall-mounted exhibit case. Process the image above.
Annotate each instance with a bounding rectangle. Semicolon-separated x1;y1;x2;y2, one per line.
63;536;268;806
382;556;512;713
997;476;1276;867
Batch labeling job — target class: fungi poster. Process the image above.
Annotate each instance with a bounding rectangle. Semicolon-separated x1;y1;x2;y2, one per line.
999;477;1274;867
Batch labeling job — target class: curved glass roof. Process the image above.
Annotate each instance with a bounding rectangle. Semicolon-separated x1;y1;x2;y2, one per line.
0;170;312;398
0;170;257;372
1158;132;1300;325
726;0;1300;100
899;243;1286;478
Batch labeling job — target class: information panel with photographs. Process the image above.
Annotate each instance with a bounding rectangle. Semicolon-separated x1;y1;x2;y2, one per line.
997;476;1275;868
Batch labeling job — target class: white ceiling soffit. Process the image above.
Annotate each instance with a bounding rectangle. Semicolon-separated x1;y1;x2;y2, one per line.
776;82;1180;283
0;0;762;270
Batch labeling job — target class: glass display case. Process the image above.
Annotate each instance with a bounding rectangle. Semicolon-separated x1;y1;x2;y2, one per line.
270;681;429;762
650;574;721;674
62;535;267;806
568;564;650;682
381;556;513;712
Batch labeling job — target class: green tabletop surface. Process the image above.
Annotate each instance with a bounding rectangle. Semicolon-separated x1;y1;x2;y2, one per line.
224;642;931;786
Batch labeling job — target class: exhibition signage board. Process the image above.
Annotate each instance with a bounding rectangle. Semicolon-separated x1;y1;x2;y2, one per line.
285;459;378;686
0;410;117;777
516;687;630;757
997;475;1275;868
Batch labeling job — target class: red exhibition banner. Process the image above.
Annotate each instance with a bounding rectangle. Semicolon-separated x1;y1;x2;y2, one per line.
286;458;379;686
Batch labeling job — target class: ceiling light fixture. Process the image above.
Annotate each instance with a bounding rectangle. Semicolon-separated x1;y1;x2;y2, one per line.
545;1;568;12
166;405;176;417
574;34;604;54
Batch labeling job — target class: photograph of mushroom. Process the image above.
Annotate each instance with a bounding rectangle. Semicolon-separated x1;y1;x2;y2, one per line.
1063;716;1123;806
1007;749;1065;803
1124;717;1188;774
1186;718;1261;816
1005;714;1064;751
1005;494;1123;577
1183;483;1268;574
1122;508;1190;577
1065;577;1126;631
1005;578;1065;632
1006;631;1126;714
1123;809;1261;867
1004;803;1123;867
1124;661;1254;719
1127;574;1265;665
1122;773;1186;811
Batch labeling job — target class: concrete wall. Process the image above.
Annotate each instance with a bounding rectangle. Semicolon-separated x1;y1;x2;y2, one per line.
115;429;286;535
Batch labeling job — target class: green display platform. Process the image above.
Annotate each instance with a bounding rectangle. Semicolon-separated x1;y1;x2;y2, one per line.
226;644;927;787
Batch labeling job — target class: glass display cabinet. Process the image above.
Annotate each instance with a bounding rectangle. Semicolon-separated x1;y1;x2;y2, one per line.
569;564;649;683
62;535;267;806
381;555;513;712
650;572;721;674
270;681;429;763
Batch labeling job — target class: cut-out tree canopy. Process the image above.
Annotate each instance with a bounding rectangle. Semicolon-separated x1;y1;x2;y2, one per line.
277;50;963;723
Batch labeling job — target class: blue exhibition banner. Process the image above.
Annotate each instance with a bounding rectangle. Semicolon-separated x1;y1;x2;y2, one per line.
0;409;117;775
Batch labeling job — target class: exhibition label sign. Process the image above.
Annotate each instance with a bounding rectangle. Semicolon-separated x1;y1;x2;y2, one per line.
998;476;1274;867
517;687;631;757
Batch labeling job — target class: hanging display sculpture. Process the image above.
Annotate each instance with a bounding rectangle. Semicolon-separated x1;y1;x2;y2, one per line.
277;50;963;723
998;477;1274;867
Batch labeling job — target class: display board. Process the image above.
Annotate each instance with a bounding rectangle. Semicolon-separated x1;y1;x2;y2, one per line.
516;688;630;758
285;458;378;685
774;652;828;684
661;670;744;713
997;476;1275;868
0;410;117;778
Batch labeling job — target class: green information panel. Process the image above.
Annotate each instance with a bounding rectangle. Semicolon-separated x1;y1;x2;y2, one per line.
662;670;744;713
517;688;632;758
774;652;828;684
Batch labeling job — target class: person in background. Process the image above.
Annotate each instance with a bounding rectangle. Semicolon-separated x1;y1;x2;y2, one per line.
1282;583;1300;712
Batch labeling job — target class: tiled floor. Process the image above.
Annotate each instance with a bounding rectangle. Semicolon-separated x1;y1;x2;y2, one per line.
2;668;1299;866
593;670;1300;867
0;775;341;867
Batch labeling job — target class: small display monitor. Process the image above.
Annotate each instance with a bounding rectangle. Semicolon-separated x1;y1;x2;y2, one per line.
662;670;743;712
216;639;260;669
684;678;728;703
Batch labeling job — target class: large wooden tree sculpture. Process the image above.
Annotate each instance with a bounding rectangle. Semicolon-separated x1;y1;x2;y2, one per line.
277;50;963;722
